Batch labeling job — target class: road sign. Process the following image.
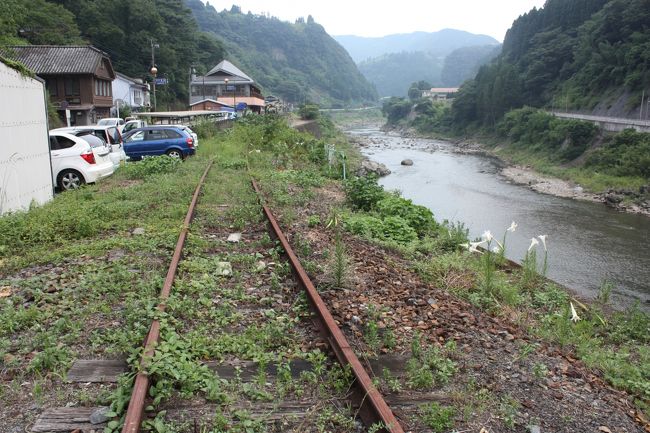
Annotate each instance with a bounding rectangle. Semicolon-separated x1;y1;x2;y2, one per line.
154;78;168;85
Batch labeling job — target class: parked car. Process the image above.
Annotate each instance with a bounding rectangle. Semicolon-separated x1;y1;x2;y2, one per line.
176;125;199;148
122;120;148;134
51;126;126;169
122;126;195;159
97;117;125;131
49;132;115;190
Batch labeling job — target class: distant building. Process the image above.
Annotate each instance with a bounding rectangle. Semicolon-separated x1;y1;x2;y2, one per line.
112;72;150;116
189;60;265;113
188;99;233;112
422;87;459;101
4;45;115;125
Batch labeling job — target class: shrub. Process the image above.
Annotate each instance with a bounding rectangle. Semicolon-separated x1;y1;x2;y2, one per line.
298;104;320;120
380;216;418;244
344;176;385;211
122;156;181;179
420;402;455;433
376;195;437;236
344;214;384;238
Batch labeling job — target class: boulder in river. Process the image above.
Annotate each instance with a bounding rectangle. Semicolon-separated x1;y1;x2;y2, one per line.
356;159;391;177
401;159;414;166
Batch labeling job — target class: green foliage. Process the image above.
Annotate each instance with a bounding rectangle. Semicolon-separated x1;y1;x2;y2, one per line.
344;176;385;211
420;402;456;433
122;156;181;179
185;0;376;105
360;51;443;97
440;44;501;87
381;97;412;124
298;104;320;120
0;0;83;46
449;0;649;129
497;107;599;162
586;129;650;178
376;195;437;237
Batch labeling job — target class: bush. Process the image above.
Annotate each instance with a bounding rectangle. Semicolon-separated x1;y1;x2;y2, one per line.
344;176;385;211
376;195;437;236
298;104;320;120
344;214;384;238
192;120;220;139
586;129;650;178
380;216;418;244
122;156;181;179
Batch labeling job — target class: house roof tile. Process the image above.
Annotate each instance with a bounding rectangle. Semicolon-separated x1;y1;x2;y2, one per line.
3;45;114;76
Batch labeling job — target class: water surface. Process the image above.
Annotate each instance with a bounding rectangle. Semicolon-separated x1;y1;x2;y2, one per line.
352;128;650;310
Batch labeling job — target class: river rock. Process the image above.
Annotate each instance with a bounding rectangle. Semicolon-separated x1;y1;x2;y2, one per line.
401;159;414;166
356;159;391;177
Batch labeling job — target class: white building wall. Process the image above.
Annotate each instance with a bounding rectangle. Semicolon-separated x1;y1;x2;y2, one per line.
112;75;133;107
0;62;53;215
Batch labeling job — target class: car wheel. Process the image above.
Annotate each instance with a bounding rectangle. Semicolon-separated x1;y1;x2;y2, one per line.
57;170;85;190
166;149;183;159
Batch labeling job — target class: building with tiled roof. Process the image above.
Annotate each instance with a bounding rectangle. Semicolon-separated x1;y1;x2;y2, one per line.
189;60;265;113
4;45;116;125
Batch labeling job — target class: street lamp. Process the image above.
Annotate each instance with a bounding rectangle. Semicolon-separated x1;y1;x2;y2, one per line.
150;65;158;112
150;39;159;112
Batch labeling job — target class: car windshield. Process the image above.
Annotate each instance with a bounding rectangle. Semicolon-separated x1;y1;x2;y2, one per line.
97;119;115;126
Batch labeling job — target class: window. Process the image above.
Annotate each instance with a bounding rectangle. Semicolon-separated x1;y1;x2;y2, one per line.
165;129;181;138
146;129;166;140
126;131;145;142
65;77;80;96
191;85;202;96
46;78;58;97
51;135;76;149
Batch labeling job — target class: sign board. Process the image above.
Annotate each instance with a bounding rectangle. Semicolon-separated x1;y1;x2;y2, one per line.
236;102;248;111
154;78;168;85
226;85;235;91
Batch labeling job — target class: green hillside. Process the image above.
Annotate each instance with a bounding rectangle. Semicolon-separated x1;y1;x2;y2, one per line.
359;51;444;97
185;1;377;105
451;0;650;128
0;0;225;109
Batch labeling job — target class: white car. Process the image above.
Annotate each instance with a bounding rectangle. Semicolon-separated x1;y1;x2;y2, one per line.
177;125;199;148
122;120;148;134
97;117;126;131
49;132;115;190
51;126;126;169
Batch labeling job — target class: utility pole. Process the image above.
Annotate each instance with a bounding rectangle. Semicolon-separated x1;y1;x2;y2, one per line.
150;39;159;111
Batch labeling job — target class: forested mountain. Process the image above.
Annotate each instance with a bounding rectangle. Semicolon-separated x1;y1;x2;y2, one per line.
338;29;499;97
359;52;443;97
0;0;377;107
451;0;650;128
1;0;225;109
334;29;498;63
440;45;501;87
185;0;377;105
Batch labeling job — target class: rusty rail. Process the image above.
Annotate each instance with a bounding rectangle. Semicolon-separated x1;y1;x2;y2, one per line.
251;179;405;433
122;161;213;433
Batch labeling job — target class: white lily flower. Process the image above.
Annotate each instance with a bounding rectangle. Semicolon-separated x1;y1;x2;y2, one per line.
570;302;581;323
467;240;486;253
492;245;502;254
538;234;548;251
482;230;493;242
528;237;539;251
507;221;517;232
461;241;484;253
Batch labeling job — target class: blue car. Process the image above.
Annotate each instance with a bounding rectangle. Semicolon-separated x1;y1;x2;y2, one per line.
122;126;196;159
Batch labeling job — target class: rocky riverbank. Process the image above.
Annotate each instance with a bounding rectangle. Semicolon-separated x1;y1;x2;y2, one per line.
377;127;650;218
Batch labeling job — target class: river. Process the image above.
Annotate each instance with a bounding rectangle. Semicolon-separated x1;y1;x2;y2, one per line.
350;127;650;310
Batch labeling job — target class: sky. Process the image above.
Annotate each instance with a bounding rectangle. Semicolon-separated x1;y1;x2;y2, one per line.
208;0;547;41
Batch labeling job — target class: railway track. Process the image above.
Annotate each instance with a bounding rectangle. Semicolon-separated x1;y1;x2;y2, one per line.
26;156;645;433
33;162;405;433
